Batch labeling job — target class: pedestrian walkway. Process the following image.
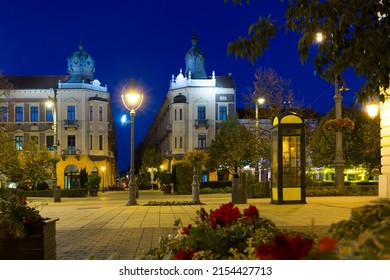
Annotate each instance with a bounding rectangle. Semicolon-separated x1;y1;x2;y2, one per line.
29;191;379;260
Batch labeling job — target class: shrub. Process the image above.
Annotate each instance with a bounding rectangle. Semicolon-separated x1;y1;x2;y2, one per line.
247;181;270;198
200;181;232;190
23;189;88;197
172;163;192;194
328;201;390;259
224;186;232;193
306;185;378;196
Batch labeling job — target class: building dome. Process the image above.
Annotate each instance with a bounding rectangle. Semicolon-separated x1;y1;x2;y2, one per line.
66;43;95;82
173;93;187;103
185;32;207;79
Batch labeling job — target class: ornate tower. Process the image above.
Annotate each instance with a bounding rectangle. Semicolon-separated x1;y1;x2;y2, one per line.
66;43;95;83
185;32;207;79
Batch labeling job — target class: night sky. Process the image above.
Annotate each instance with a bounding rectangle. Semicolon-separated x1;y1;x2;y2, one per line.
0;0;365;171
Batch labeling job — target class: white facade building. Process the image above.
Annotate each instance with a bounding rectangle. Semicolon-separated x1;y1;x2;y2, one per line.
143;33;236;180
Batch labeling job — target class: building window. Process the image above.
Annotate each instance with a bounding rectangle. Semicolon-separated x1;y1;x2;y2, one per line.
46;107;53;122
15;136;23;150
198;134;206;149
67;135;76;150
90;106;93;121
30;106;39;122
175;109;177;121
175;137;177;149
67;106;76;120
90;135;93;150
99;106;103;121
201;172;209;182
0;106;8;122
99;135;103;150
219;106;227;121
179;109;183;120
180;137;183;148
15;106;23;122
46;135;54;150
197;106;205;120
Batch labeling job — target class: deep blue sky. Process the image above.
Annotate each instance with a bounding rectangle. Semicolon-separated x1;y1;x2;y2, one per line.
0;0;364;171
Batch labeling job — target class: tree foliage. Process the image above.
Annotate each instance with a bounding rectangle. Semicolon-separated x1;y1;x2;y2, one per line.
0;70;14;97
242;68;300;119
0;130;20;182
86;173;102;189
225;0;389;102
79;167;88;188
182;149;209;173
308;105;380;171
208;114;259;175
141;146;162;169
18;139;53;189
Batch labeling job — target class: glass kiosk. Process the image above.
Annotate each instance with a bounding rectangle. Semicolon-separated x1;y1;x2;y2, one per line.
271;111;306;204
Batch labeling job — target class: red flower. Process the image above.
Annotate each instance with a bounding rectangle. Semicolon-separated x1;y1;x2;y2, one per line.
244;205;259;222
209;202;240;229
20;197;27;206
173;248;195;260
181;224;192;235
256;234;313;260
317;236;337;254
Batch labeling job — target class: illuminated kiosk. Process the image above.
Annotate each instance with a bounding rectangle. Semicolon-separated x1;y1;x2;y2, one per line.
270;111;306;204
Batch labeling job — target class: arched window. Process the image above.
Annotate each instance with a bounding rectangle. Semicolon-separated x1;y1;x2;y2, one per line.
64;165;80;189
91;166;98;174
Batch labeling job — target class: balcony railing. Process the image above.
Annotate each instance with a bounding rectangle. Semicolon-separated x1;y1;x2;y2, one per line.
195;119;209;129
61;149;80;160
64;120;78;129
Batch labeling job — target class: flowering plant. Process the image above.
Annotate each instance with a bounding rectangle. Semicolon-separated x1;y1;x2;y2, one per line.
0;190;45;238
323;118;354;133
142;202;337;260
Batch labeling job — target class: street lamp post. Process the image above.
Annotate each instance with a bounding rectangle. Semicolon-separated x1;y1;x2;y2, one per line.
254;97;265;182
121;80;143;206
46;89;60;202
333;79;349;188
315;32;349;188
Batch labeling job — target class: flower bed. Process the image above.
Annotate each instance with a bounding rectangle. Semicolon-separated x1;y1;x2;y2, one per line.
141;201;390;260
0;189;58;260
141;202;335;260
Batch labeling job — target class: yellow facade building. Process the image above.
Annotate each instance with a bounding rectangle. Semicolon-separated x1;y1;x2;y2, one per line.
0;44;117;190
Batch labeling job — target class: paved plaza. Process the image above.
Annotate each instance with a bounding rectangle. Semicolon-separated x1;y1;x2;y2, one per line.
29;191;379;260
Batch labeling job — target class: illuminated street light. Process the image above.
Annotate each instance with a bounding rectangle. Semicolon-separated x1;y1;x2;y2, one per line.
366;98;379;119
46;88;60;202
121;80;144;205
101;166;106;192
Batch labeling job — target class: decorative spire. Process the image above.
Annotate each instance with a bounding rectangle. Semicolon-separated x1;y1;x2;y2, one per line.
185;31;207;79
192;31;198;47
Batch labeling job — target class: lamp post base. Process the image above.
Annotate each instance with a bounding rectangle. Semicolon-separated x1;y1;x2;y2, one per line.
334;158;345;188
126;177;138;206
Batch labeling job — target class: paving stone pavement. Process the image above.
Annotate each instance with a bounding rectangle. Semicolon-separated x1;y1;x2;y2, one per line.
28;191;379;260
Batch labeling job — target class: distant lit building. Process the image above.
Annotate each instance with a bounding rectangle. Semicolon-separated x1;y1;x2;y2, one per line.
0;44;117;189
143;32;236;181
